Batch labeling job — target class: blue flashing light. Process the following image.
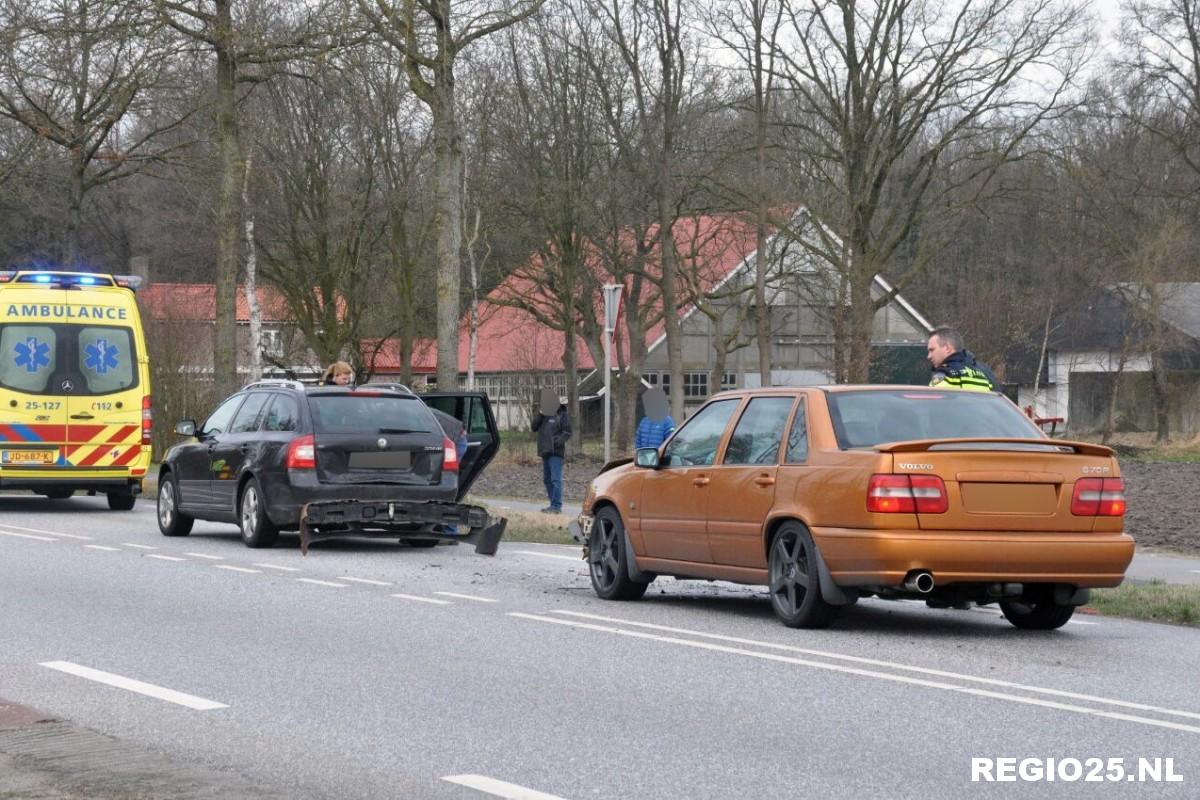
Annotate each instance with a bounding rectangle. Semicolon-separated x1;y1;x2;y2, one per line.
33;274;52;283
78;275;97;285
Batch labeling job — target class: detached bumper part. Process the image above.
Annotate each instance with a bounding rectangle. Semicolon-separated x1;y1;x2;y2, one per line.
299;499;507;556
570;514;594;545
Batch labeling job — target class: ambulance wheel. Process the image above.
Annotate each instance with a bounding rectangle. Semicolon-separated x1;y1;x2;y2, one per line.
107;490;136;511
43;488;73;500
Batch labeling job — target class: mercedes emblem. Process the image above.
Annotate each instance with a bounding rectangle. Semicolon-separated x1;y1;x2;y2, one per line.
377;437;387;449
60;379;74;392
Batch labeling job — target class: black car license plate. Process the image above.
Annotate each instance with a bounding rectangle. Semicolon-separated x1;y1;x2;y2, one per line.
348;451;412;469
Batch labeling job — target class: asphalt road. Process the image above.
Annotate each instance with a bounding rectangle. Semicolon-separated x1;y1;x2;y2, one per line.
1;493;1198;800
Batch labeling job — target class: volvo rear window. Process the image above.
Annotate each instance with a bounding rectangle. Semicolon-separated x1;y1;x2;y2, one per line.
0;324;137;395
827;390;1042;449
308;394;435;434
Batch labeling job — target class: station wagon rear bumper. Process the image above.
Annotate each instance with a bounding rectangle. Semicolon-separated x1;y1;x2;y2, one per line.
812;527;1135;588
298;498;507;556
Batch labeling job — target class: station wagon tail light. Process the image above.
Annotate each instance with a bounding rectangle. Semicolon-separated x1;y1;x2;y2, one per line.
442;436;459;472
867;474;948;514
142;395;153;444
1071;477;1126;516
286;434;316;470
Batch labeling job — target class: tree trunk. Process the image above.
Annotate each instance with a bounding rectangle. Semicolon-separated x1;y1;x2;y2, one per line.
64;155;85;265
564;322;581;459
243;151;262;382
432;78;463;390
213;10;243;398
658;194;683;420
847;255;875;383
1151;349;1171;443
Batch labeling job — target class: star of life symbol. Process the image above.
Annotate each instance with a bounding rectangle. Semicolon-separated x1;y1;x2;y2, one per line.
85;338;120;374
14;336;50;373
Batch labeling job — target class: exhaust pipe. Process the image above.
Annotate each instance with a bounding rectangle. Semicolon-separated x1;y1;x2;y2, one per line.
904;570;935;594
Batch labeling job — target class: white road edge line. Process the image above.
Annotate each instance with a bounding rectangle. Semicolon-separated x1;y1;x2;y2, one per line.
338;577;392;586
0;522;89;538
254;563;300;572
185;553;224;560
514;551;581;562
39;661;227;711
391;593;451;605
215;565;261;574
121;543;157;550
83;545;120;551
146;554;186;562
434;592;497;603
518;613;1200;735
297;578;347;588
441;774;569;800
548;610;1197;722
0;530;57;542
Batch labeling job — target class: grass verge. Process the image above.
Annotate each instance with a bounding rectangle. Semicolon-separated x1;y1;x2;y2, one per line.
496;510;578;545
1082;580;1200;626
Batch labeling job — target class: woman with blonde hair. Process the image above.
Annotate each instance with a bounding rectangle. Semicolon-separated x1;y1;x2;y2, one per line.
321;361;354;386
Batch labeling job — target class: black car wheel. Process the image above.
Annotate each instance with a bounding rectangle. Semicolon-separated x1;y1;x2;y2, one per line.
107;489;136;511
768;521;838;629
588;506;650;601
157;473;194;537
239;479;279;548
1000;598;1076;630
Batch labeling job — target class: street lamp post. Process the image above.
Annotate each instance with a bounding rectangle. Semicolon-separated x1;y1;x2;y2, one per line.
603;283;623;464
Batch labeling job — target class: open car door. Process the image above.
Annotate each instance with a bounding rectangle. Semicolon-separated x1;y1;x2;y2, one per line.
420;391;500;501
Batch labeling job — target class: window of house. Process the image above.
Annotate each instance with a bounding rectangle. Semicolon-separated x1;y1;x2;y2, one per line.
259;329;285;357
721;372;737;391
683;372;708;398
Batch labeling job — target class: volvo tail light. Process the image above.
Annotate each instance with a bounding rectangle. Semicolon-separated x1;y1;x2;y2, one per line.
286;434;316;470
867;474;948;514
142;395;153;445
442;436;459;472
1072;477;1126;516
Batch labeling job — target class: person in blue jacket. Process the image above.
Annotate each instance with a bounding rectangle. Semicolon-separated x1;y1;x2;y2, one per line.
635;387;675;449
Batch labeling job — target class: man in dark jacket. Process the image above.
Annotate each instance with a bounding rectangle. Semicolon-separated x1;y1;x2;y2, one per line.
532;388;572;514
926;326;998;391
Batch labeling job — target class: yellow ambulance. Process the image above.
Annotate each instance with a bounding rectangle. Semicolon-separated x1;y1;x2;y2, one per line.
0;270;152;509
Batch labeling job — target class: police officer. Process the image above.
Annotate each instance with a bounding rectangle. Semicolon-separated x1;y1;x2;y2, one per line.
926;326;998;391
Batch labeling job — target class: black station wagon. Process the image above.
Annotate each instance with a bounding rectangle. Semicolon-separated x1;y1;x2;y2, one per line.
156;380;504;553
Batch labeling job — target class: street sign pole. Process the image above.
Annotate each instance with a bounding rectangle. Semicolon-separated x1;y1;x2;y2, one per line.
603;284;623;464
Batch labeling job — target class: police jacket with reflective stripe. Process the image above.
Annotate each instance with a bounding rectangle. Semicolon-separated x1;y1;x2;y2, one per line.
930;350;997;392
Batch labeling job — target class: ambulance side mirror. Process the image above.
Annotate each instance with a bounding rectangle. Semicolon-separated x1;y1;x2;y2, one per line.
174;420;196;437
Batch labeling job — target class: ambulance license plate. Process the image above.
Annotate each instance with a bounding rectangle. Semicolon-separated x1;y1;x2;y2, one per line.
1;449;56;465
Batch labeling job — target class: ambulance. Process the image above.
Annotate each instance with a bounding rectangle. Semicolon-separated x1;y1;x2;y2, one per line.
0;270;152;509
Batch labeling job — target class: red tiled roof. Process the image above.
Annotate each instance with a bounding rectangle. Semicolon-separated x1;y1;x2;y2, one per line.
138;283;344;323
368;213;762;375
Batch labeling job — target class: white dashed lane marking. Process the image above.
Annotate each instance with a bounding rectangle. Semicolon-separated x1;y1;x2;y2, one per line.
391;594;451;605
297;578;347;588
515;551;581;562
0;530;57;542
41;661;227;711
122;543;157;550
146;554;186;562
338;577;392;586
185;553;224;560
1;523;89;538
254;563;301;572
434;592;497;603
215;565;261;574
84;545;121;552
442;774;569;799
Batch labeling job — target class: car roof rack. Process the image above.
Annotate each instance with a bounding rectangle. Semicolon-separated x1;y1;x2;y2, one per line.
242;379;306;392
363;381;415;394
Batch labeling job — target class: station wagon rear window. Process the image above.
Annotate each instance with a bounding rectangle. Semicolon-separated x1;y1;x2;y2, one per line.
828;390;1042;449
0;323;137;395
308;394;435;434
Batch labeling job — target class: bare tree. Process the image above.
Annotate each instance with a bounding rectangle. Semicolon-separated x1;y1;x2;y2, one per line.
355;0;546;390
155;0;346;396
774;0;1090;382
0;0;185;263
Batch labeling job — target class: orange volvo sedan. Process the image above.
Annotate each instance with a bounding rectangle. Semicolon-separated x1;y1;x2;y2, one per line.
573;387;1134;630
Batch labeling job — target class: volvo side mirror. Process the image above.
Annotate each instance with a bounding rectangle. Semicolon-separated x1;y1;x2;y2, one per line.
635;448;660;469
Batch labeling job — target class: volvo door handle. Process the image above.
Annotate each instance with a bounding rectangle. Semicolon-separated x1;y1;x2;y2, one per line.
754;475;776;487
692;477;710;487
